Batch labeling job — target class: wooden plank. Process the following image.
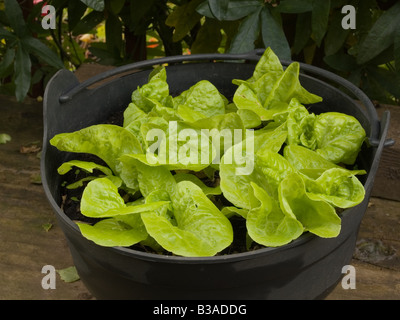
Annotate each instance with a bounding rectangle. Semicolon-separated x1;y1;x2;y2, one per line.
326;197;400;299
371;104;400;201
0;95;93;300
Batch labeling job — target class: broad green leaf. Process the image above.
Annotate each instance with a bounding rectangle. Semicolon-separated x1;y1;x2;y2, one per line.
220;136;290;209
324;11;350;56
142;181;233;257
0;133;11;144
323;52;358;72
304;168;365;208
68;0;88;31
255;150;295;199
80;177;169;218
292;12;312;55
263;62;322;109
14;44;31;102
50;124;142;174
123;102;147;127
208;0;262;21
21;36;64;69
165;0;203;42
131;67;169;113
279;172;341;238
221;206;248;219
192;112;245;156
311;0;330;47
4;0;27;37
119;155;177;198
228;7;262;54
208;0;229;20
77;214;148;247
260;7;291;61
247;182;303;247
57;160;113;176
233;83;272;120
105;13;123;56
57;266;80;283
276;0;313;13
249;46;284;83
357;2;400;64
109;0;125;14
237;109;261;129
72;10;104;36
79;0;105;11
0;48;15;78
284;144;338;171
366;66;400;99
313;112;366;165
284;98;317;149
283;145;366;176
191;18;222;54
174;80;225;120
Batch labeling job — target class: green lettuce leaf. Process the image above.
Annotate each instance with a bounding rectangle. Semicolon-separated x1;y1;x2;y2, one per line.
80;177;170;218
125;121;216;172
50;124;142;175
77;214;148;247
57;160;113;176
123;102;147;127
279;172;341;238
246;182;303;247
142;181;233;257
131;66;170;112
304;168;365;208
264;62;322;109
313;112;366;165
174;80;226;121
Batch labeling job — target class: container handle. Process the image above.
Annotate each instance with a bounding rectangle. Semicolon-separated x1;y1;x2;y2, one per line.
58;48;381;142
58;50;265;104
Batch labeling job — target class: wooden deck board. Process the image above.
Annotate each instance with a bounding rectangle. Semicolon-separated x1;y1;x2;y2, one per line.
0;67;399;300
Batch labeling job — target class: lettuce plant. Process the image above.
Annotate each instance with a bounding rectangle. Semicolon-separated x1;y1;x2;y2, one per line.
50;48;367;257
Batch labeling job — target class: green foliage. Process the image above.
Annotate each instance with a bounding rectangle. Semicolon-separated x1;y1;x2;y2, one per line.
1;0;400;104
51;48;367;256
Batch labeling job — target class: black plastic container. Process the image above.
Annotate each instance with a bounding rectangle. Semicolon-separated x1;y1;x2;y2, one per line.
41;51;391;300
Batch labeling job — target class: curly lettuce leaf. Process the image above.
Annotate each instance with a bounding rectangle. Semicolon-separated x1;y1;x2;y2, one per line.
125;121;216;172
142;181;233;257
76;214;148;247
246;182;303;247
284;145;366;176
119;155;177;198
279;173;341;238
123;102;147;127
264;62;322;110
304;168;365;208
80;177;169;218
57;160;113;176
50;124;142;175
313;112;366;165
175;80;226;121
131;66;170;112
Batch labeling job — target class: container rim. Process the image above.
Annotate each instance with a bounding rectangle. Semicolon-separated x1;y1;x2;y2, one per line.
42;50;384;264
